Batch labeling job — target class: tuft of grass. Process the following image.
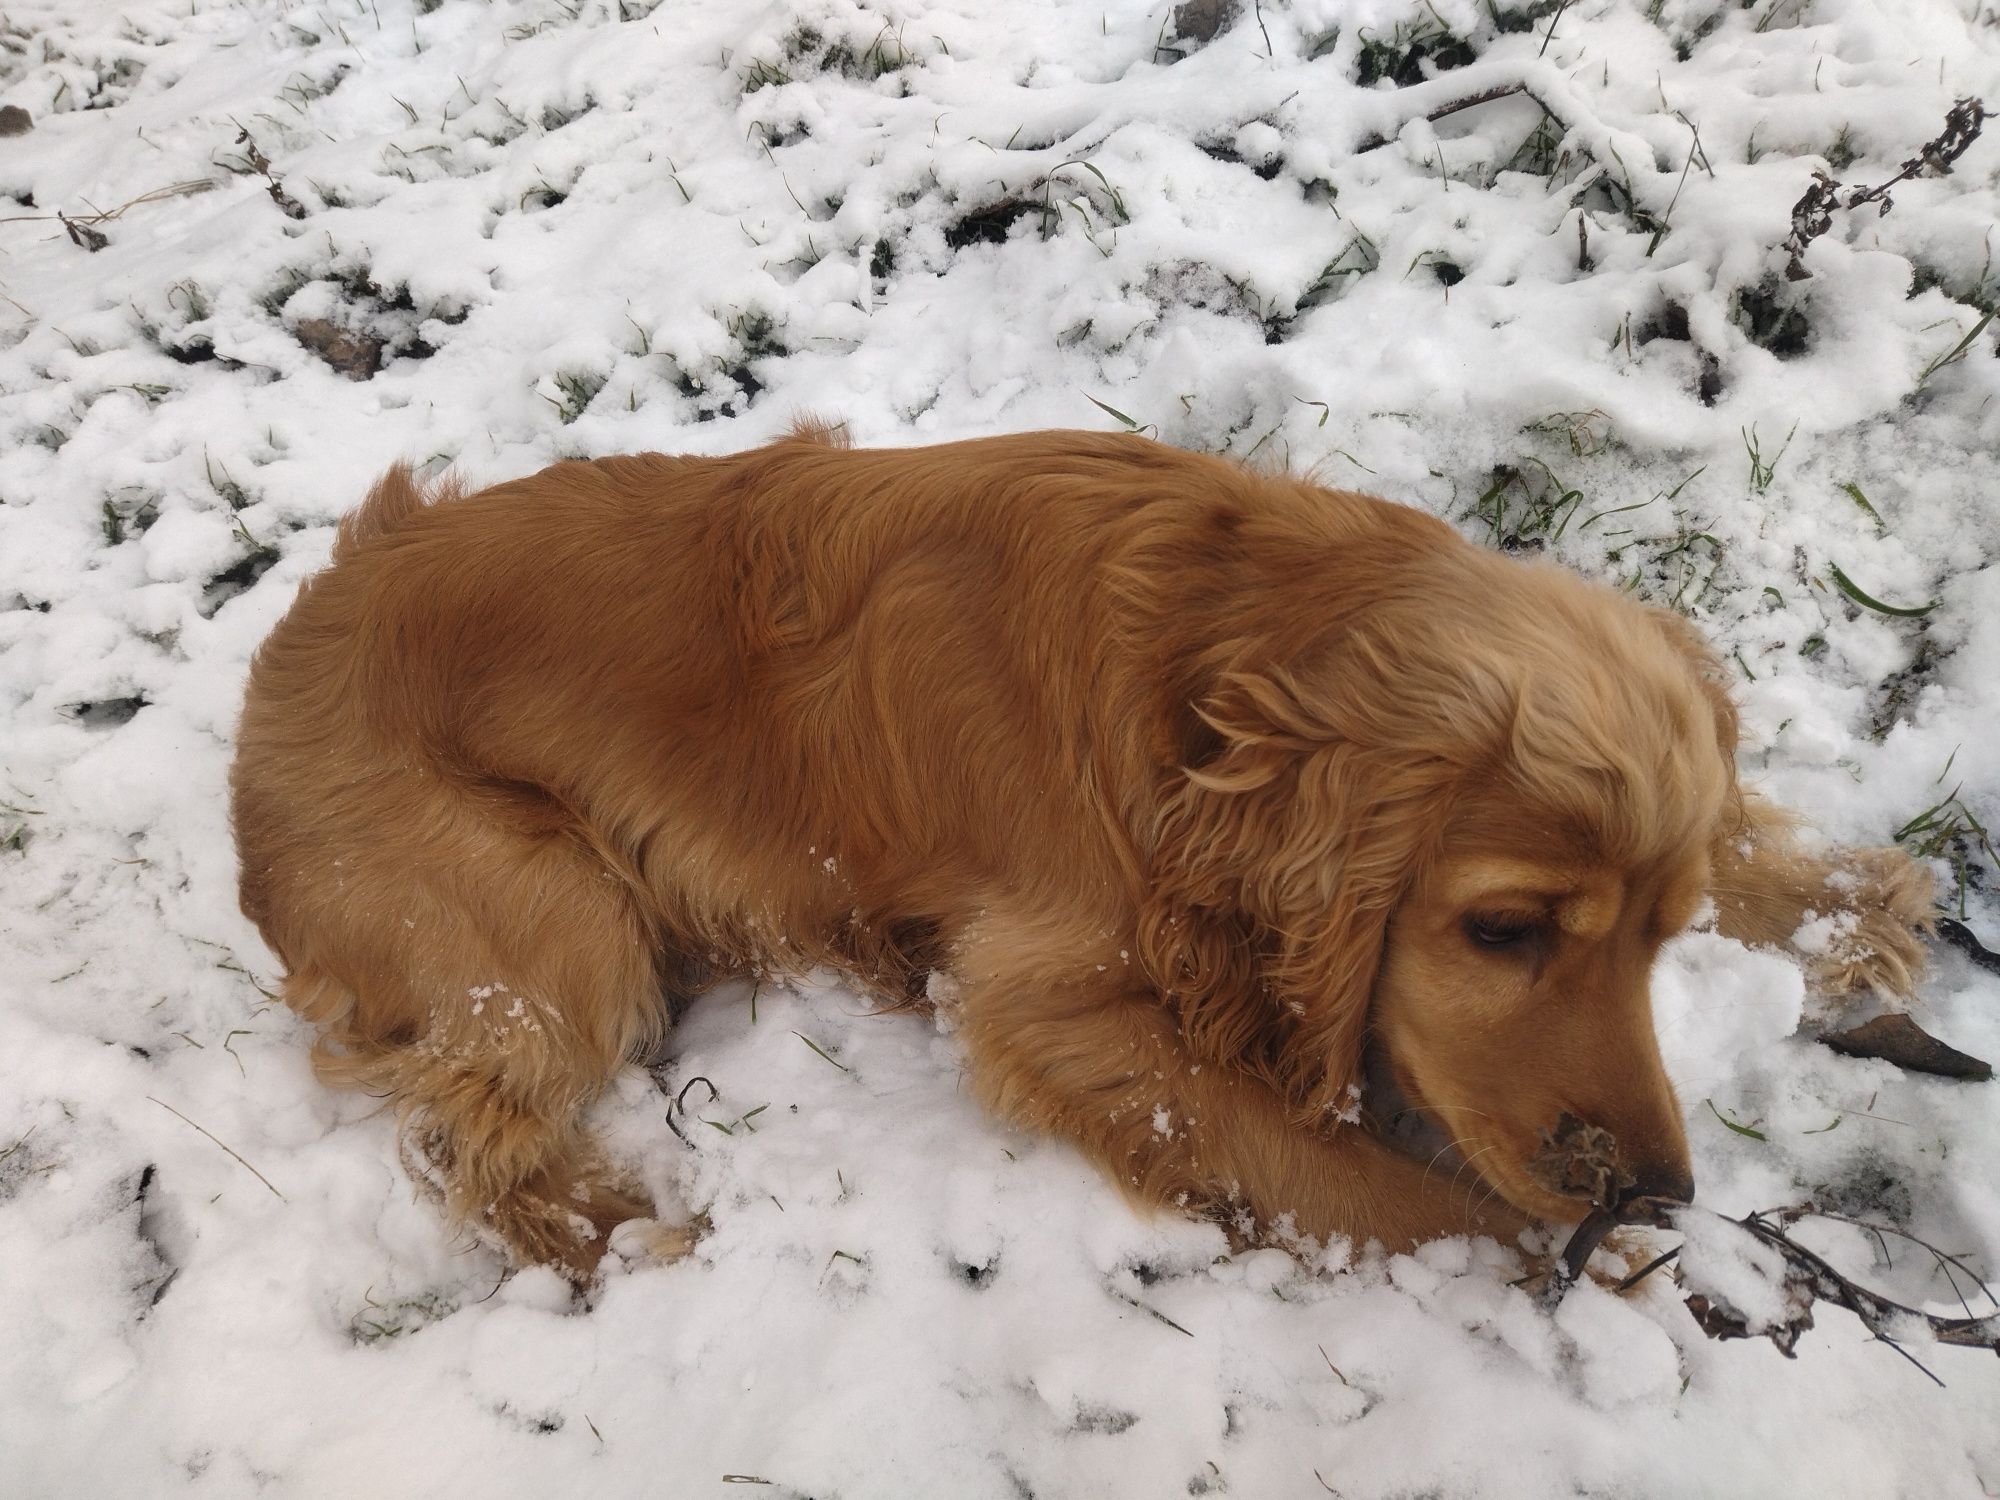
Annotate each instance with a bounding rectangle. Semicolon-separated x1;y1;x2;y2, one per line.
1648;515;1726;608
827;22;917;80
1577;464;1702;536
1295;230;1381;312
546;369;605;424
1917;308;1995;387
1502;111;1568;178
204;451;250;510
1354;13;1474;88
1526;407;1612;457
726;308;784;359
1742;421;1797;495
702;1103;770;1136
1896;784;1995;917
1645;113;1709;257
167;279;211;323
664;153;691;203
1754;0;1809;34
1035;159;1130;255
1470;458;1586;549
741;56;793;92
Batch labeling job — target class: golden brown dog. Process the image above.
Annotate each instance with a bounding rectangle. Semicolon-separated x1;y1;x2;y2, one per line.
231;426;1932;1276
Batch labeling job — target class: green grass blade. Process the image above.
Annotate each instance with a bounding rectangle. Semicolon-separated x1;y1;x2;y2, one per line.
1705;1098;1767;1141
1828;562;1937;617
1084;393;1141;429
1839;481;1885;533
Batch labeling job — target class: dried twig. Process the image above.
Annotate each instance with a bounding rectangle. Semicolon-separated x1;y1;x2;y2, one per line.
1530;1111;2000;1379
58;212;108;252
1783;98;1986;279
1528;1111;1634;1305
1682;1208;1998;1378
148;1096;287;1201
657;1073;718;1149
1537;0;1571;59
1351;78;1661;246
1;180;216;250
234;129;308;220
1570;1202;2000;1382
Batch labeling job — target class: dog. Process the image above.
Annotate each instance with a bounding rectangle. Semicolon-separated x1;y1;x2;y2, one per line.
231;424;1933;1277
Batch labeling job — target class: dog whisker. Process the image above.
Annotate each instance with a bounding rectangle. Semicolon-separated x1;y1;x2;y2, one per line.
1390;1103;1498;1124
1423;1135;1485;1175
1446;1144;1501;1194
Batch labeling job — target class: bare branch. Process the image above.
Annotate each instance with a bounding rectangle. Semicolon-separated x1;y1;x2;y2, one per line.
1785;98;1986;278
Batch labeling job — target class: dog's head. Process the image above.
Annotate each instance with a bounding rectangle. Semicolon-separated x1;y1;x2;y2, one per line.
1145;541;1736;1228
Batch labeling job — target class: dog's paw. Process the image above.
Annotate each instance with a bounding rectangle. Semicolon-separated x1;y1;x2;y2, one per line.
478;1170;658;1284
1801;846;1936;999
607;1213;708;1268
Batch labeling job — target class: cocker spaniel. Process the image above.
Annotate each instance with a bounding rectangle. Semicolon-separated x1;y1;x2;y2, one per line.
231;426;1933;1276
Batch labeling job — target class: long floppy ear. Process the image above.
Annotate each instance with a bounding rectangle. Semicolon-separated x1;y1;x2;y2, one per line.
1137;666;1457;1123
1648;608;1741;762
1648;606;1750;849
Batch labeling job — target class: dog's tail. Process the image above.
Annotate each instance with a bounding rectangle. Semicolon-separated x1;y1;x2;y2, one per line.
334;464;464;563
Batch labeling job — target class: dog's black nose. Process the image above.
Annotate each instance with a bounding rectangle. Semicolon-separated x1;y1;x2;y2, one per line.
1614;1163;1695;1223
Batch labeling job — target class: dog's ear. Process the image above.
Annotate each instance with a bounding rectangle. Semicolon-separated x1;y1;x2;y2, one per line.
1139;667;1454;1121
1646;606;1749;852
1648;608;1741;760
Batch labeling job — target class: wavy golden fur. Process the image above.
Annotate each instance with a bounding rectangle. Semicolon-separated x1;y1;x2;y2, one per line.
232;426;1933;1275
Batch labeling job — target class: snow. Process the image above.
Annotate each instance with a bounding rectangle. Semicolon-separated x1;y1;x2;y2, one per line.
2;0;1999;1495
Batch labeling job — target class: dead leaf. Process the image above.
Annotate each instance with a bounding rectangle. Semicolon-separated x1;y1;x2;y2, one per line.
1819;1013;1991;1081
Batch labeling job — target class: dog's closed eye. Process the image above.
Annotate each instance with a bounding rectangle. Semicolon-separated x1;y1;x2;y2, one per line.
1461;913;1543;953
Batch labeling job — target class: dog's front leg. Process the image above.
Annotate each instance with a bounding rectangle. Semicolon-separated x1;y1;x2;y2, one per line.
951;920;1527;1252
1711;791;1934;998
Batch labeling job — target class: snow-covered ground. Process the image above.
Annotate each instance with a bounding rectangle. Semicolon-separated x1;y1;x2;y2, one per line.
2;0;1998;1494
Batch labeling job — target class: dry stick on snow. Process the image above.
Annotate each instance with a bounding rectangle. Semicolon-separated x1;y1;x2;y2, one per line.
147;1095;287;1201
0;179;216;252
58;211;109;252
1628;1206;2000;1385
1526;1111;1630;1306
1531;1118;2000;1379
1537;0;1572;58
233;129;308;221
1783;97;1987;279
655;1073;719;1150
1352;82;1654;242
